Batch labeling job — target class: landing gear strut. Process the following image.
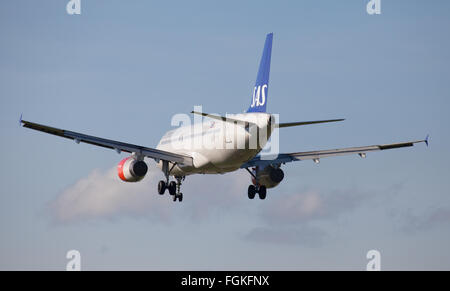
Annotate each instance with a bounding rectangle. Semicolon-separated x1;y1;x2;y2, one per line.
157;161;185;202
245;167;267;200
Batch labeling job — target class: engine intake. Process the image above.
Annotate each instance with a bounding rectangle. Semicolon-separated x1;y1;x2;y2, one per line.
117;157;148;182
269;167;284;183
252;165;285;188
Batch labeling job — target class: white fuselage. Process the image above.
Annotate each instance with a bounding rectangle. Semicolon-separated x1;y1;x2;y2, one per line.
156;113;273;176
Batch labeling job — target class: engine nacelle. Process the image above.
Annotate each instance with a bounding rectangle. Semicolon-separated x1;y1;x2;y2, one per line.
252;165;284;188
117;157;148;182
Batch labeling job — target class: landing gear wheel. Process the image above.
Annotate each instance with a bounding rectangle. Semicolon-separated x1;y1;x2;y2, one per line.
173;195;177;202
258;186;267;200
248;185;256;199
168;181;177;196
158;180;166;195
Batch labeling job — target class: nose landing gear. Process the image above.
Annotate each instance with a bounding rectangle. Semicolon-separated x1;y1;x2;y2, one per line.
171;176;184;202
157;177;184;202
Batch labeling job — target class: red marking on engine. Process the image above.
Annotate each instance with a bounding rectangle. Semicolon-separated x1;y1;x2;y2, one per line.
117;157;129;181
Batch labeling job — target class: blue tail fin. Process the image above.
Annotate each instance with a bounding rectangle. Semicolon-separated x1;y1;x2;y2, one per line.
247;33;273;113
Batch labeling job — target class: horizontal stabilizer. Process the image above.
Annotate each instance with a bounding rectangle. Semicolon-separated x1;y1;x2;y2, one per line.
191;111;258;127
276;118;345;128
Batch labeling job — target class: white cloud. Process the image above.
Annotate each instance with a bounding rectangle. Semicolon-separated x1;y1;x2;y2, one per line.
260;188;367;225
261;191;323;224
241;188;369;246
48;164;249;224
48;161;370;250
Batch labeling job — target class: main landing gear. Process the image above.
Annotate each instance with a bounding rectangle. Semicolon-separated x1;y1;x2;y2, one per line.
158;160;184;202
247;184;267;200
245;167;267;200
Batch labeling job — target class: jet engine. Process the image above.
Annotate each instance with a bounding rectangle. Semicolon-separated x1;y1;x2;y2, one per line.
252;165;284;188
117;157;148;182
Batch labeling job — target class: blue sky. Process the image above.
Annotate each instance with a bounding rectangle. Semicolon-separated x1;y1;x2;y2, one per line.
1;0;449;270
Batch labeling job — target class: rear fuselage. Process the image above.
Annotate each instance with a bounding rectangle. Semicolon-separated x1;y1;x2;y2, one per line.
156;113;273;176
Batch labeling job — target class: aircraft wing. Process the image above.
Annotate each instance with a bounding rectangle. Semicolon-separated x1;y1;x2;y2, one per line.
21;119;193;166
241;137;429;168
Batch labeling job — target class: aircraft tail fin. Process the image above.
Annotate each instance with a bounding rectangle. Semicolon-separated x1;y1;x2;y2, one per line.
247;33;273;113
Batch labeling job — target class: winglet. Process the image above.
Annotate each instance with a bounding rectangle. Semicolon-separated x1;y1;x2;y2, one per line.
19;113;23;127
425;134;429;147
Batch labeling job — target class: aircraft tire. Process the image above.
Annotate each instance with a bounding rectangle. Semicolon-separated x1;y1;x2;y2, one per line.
248;185;256;199
258;186;267;200
168;181;177;195
158;180;166;195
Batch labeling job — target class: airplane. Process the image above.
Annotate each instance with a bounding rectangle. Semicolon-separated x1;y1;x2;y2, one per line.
20;33;428;202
